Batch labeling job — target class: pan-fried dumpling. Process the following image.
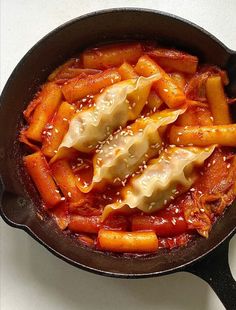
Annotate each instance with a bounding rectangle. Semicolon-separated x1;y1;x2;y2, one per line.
78;109;185;192
59;74;160;153
102;146;215;219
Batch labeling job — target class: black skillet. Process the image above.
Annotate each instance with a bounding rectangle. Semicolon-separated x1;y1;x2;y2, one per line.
0;8;235;310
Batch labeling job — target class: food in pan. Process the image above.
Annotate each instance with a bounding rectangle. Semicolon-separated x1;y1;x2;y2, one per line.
20;42;236;253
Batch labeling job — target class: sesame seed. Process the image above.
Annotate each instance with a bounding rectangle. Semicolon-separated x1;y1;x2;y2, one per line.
121;180;126;187
60;197;66;201
67;192;72;198
96;158;102;164
151;143;160;149
113;177;121;183
63;118;68;121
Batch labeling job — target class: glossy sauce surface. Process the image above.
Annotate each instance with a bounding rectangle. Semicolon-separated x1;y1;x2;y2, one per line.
20;42;236;254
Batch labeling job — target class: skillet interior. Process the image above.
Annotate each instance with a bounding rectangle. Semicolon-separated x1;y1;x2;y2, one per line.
0;9;236;277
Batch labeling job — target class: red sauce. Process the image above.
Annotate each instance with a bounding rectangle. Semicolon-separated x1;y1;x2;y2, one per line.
21;41;236;254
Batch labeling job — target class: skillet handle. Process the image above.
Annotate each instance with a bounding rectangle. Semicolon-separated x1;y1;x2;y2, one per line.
185;235;236;310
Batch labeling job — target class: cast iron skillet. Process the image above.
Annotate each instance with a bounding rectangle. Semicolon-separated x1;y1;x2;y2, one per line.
0;8;236;309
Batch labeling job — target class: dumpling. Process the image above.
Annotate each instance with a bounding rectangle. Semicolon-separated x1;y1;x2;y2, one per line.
78;108;185;192
59;74;160;153
102;146;215;219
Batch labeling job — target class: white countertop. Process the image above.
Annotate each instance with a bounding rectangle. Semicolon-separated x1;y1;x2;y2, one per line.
0;1;236;309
